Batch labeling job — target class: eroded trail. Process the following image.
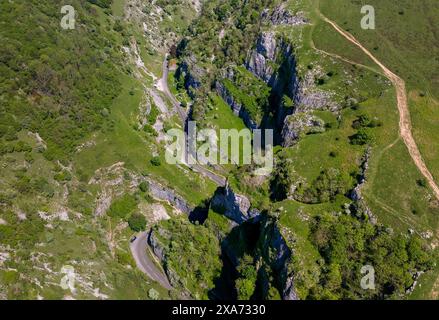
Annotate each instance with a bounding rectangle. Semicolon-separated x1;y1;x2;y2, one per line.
321;15;439;201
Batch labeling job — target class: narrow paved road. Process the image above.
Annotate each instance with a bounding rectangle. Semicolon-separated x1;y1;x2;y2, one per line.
159;56;188;123
321;14;439;201
158;55;226;187
129;57;225;289
130;231;172;290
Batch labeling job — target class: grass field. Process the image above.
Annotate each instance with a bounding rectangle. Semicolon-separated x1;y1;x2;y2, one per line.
303;0;439;299
315;0;439;184
74;74;216;205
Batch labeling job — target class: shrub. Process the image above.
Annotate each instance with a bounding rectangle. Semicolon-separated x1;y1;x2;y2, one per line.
150;156;161;166
139;181;149;192
350;128;374;145
235;254;257;300
128;213;147;232
416;178;427;188
329;151;338;158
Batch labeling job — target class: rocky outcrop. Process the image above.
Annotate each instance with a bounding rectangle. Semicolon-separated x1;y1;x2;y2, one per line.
349;147;377;224
210;184;260;224
147;227;186;289
209;183;298;300
177;54;204;97
248;35;336;113
295;66;338;112
148;227;168;262
257;216;298;300
215;81;258;129
246;32;298;98
220;213;298;300
262;4;309;26
146;179;193;214
281;112;325;147
246;32;278;83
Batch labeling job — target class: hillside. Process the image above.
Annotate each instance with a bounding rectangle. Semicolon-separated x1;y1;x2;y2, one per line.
0;0;438;300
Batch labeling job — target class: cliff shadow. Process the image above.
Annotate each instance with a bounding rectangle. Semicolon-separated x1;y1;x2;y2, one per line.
208;218;262;300
188;198;210;225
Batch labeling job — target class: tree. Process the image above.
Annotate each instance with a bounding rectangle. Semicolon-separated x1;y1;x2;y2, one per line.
270;153;295;201
150;156;161;166
282;95;294;109
169;44;177;59
235;255;257;300
128;213;147;232
350;128;374;145
139;181;149;192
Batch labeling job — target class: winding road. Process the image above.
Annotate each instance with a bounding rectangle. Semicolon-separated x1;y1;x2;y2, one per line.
158;55;227;187
321;14;439;201
130;231;172;290
130;56;226;290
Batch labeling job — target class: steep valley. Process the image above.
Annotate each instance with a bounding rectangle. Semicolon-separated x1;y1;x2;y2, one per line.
0;0;438;301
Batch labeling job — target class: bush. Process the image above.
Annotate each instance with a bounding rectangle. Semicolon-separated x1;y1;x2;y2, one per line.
416;178;427;188
270;153;295;201
139;181;149;192
150;156;161;166
350;128;374;145
128;213;147;232
235;255;257;300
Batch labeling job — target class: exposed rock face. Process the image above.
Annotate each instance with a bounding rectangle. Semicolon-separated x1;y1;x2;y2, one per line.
281;112;325;147
245;31;343;149
215;81;258;129
247;32;278;83
148;227;167;262
210;185;260;224
246;32;299;132
246;32;298;98
147;227;186;290
295;66;338;112
248;35;336;113
178;54;204;97
349;148;377;224
262;4;309;26
147;179;193;214
257;216;298;300
209;184;298;300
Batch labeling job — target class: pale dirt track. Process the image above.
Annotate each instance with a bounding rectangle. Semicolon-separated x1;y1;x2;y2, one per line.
321;15;439;201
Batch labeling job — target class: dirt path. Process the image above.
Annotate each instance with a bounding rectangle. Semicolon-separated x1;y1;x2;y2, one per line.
321;14;439;201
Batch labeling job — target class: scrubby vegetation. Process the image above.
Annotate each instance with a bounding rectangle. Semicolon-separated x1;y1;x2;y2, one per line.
151;217;223;299
1;0;437;301
309;212;434;299
0;0;123;161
